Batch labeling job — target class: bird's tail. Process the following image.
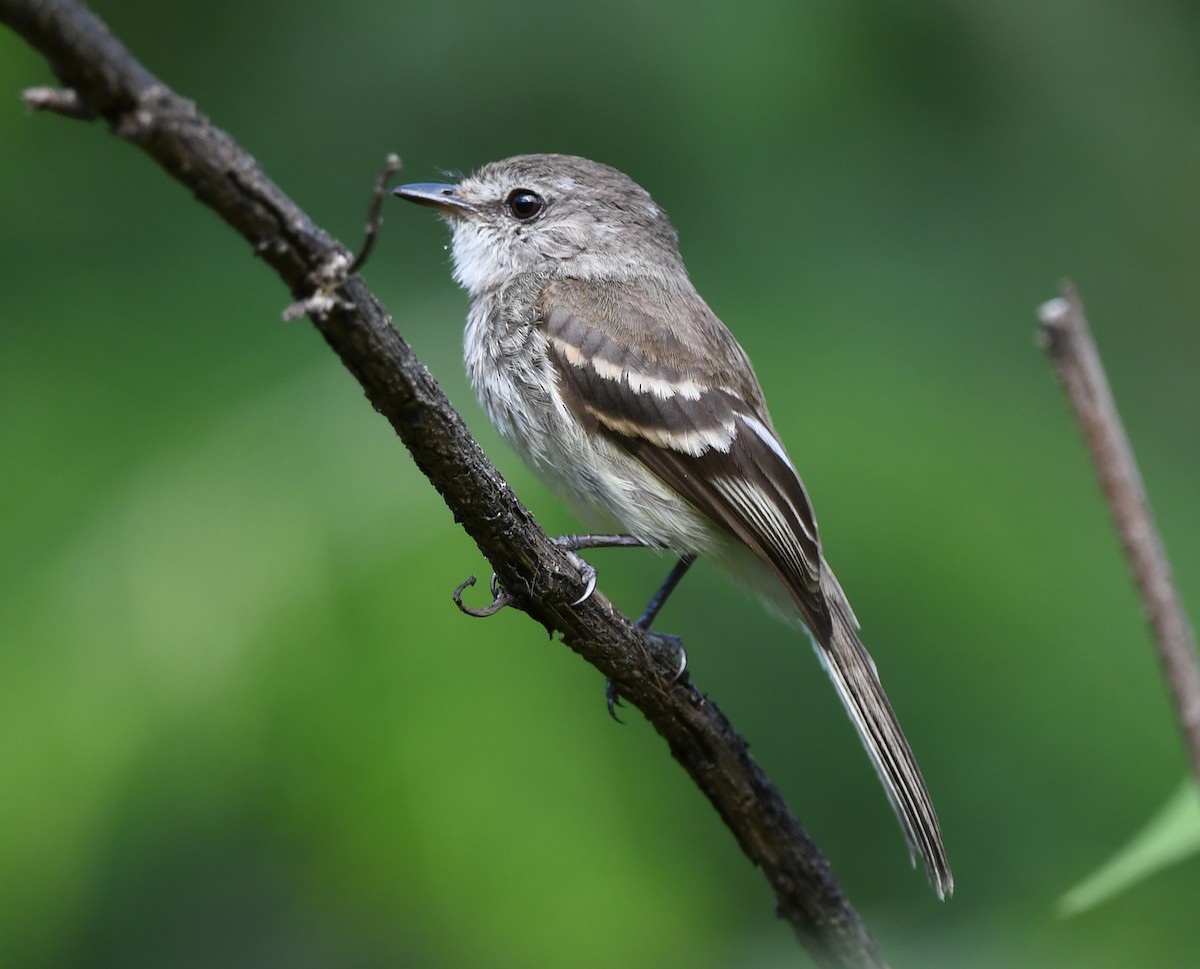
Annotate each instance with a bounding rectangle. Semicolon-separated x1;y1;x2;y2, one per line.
815;584;954;899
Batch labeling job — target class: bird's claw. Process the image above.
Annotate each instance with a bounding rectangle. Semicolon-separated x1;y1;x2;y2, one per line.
605;678;625;723
601;631;688;722
647;632;688;685
571;563;597;606
550;537;599;606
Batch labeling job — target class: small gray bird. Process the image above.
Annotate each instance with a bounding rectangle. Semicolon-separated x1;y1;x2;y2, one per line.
395;154;952;898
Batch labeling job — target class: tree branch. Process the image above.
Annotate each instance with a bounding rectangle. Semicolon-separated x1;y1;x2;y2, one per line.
2;1;892;963
1039;282;1200;784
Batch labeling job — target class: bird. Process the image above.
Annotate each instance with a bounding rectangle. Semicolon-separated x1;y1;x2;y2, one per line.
394;153;952;898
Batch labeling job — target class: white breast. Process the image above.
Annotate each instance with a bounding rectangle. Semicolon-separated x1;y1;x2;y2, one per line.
462;300;721;555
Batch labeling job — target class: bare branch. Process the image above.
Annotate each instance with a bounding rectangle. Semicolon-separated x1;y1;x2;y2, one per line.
1039;281;1200;783
2;0;898;963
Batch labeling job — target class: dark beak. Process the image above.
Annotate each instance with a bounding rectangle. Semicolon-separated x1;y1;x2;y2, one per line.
392;182;473;217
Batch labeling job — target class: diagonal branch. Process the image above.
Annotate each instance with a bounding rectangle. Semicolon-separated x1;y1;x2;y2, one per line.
1039;282;1200;784
2;0;893;964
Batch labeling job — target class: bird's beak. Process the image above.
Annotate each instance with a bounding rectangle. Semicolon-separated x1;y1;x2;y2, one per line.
392;182;474;218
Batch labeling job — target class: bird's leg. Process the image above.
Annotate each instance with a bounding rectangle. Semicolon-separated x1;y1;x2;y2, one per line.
607;554;696;721
553;533;650;552
636;554;695;630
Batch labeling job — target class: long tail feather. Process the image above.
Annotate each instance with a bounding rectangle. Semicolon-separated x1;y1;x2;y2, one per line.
816;593;954;899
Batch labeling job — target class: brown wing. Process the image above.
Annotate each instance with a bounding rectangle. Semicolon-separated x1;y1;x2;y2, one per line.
540;276;827;628
540;276;954;896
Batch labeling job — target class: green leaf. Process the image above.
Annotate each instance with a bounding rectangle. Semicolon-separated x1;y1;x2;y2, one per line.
1059;777;1200;916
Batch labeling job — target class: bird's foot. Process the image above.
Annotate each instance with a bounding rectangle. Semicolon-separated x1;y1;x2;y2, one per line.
647;631;689;685
605;678;625;723
602;630;688;723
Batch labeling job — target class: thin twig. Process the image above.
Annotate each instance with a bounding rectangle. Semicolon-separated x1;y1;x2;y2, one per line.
1038;281;1200;783
452;574;514;618
347;152;402;277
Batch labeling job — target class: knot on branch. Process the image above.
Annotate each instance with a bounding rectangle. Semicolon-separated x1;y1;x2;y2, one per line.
282;250;354;322
111;82;175;140
21;85;92;119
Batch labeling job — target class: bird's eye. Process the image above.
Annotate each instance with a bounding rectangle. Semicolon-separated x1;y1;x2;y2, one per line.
505;189;544;221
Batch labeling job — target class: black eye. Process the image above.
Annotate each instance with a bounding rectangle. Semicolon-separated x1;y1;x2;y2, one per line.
506;189;544;221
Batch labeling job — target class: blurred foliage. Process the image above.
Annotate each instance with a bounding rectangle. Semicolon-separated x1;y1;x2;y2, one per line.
3;0;1200;966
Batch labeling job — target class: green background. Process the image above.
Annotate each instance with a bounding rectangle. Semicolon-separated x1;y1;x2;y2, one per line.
3;0;1199;966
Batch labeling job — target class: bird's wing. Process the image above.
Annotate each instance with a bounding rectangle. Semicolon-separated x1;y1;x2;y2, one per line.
540;275;826;625
539;275;954;898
